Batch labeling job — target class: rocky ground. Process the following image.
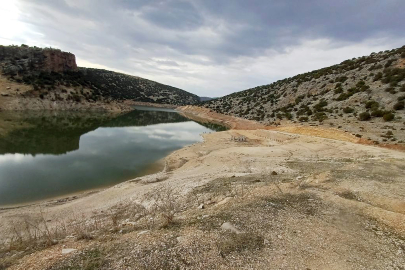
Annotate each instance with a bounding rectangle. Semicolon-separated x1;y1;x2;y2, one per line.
1;115;404;269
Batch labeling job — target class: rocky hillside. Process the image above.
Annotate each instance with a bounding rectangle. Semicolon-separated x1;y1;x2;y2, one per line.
79;68;199;105
203;45;405;145
0;44;77;75
0;45;199;107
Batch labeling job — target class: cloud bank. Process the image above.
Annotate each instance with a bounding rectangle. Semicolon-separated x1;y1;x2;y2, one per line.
1;0;404;96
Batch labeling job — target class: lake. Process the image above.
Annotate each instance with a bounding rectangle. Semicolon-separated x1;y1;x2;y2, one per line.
0;107;223;206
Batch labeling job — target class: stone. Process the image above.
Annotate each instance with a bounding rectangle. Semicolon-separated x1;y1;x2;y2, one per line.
198;203;205;209
271;171;278;175
221;222;241;234
62;248;77;254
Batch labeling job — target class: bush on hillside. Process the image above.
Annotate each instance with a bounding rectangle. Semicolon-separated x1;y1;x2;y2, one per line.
312;112;327;122
365;100;379;110
371;110;384;117
383;112;395;121
343;107;354;113
298;116;309;122
393;101;404;110
313;100;328;112
358;112;371;121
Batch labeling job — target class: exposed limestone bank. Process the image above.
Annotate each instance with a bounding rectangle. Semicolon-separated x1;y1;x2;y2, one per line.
130;101;177;109
178;105;266;130
179;105;360;142
1;125;405;268
1;128;405;235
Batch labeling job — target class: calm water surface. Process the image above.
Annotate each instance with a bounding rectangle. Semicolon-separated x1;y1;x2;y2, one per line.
0;107;222;206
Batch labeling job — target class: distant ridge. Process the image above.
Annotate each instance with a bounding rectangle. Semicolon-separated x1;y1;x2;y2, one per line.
199;96;214;102
0;44;200;106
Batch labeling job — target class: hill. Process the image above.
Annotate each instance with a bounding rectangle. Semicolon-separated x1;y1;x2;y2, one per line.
0;45;199;109
199;96;214;102
202;45;405;145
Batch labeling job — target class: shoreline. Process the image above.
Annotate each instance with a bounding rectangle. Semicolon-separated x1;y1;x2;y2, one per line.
0;105;403;212
1;107;405;269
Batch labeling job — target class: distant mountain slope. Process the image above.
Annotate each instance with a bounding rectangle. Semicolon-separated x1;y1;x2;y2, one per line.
203;45;405;145
199;96;214;102
0;45;199;107
79;68;199;105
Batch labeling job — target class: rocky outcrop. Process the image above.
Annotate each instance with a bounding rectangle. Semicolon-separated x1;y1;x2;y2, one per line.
0;44;77;76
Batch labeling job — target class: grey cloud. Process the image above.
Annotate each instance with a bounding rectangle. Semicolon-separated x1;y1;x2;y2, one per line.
6;0;405;96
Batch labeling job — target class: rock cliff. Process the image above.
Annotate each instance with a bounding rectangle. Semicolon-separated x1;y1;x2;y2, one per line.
0;44;77;75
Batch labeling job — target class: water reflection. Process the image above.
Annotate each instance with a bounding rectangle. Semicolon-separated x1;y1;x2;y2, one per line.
0;109;216;205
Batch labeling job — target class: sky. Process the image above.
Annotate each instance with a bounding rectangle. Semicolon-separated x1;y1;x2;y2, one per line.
0;0;404;97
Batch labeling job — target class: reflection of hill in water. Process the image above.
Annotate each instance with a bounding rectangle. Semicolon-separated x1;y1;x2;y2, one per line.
0;110;189;155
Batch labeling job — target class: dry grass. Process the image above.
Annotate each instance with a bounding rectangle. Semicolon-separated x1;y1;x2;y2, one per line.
49;248;107;270
217;231;264;256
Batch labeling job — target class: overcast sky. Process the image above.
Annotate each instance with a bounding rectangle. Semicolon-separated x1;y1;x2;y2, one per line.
1;0;404;97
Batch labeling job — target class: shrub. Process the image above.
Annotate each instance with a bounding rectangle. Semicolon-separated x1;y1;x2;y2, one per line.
384;59;395;68
313;100;328;112
371;110;384;117
358;112;371;121
385;87;397;94
383;112;395;121
335;76;348;83
373;72;383;81
312;112;327;122
393;101;404;110
365;100;379;110
299;116;309;122
334;87;343;94
343;107;354;113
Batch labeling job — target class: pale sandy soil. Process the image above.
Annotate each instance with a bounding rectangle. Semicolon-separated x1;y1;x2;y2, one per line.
1;119;405;269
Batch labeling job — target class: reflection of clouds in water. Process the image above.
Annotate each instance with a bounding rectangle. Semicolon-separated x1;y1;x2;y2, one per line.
0;153;27;163
85;122;207;145
0;153;54;163
0;119;214;205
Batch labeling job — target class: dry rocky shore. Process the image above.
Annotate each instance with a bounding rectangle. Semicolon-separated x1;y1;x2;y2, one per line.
1;107;404;270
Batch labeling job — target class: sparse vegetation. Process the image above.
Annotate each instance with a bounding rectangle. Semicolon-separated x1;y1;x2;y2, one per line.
383;112;395;121
343;107;354;113
359;112;371;121
394;101;404;110
217;232;264;256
